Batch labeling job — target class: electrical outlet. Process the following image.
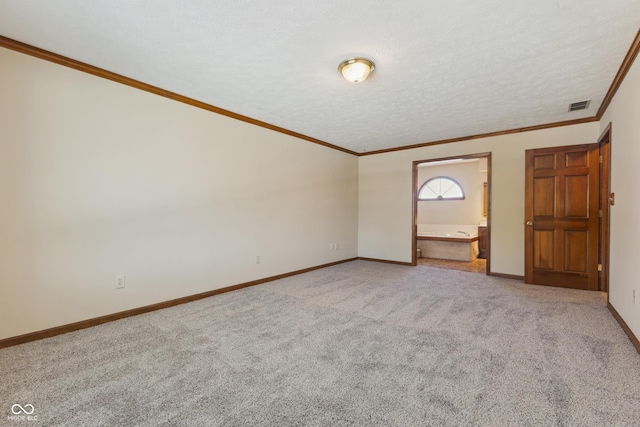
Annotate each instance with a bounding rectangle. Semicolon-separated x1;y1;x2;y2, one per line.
329;243;333;250
336;243;340;250
256;255;260;264
115;275;125;289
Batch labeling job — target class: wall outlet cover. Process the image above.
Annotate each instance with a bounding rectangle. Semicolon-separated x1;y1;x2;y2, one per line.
115;275;125;289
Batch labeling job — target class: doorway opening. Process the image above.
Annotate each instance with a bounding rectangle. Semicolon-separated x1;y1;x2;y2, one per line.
412;153;492;275
598;123;612;294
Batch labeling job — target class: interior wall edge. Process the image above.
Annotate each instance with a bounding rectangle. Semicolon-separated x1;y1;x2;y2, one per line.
359;117;598;156
0;36;357;157
357;257;413;266
596;28;640;119
608;302;640;355
0;258;358;349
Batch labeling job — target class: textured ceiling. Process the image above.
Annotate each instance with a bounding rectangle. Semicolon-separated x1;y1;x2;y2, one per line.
1;1;639;153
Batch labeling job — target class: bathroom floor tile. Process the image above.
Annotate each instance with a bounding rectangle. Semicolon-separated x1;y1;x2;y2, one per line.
417;257;486;274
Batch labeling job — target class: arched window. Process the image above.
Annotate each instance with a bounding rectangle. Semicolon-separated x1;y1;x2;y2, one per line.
418;176;465;200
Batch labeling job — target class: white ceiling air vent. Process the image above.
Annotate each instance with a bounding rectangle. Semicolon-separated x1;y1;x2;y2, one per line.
568;100;591;112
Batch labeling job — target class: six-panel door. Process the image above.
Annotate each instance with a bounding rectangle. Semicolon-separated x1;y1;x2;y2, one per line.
524;144;599;290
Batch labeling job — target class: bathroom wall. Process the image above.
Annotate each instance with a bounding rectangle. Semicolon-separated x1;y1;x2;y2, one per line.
417;160;487;226
0;47;359;340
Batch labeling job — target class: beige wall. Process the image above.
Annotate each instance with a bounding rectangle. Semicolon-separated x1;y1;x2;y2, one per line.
417;161;487;226
358;122;600;272
0;48;359;340
600;53;640;340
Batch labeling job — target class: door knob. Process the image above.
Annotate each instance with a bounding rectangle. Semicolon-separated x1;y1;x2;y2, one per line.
526;221;533;226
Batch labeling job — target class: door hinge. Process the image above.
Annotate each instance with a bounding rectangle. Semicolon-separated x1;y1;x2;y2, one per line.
599;210;603;217
599;155;603;163
598;264;603;272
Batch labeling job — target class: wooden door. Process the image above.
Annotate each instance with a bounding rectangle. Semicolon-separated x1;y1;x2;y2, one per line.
524;144;599;290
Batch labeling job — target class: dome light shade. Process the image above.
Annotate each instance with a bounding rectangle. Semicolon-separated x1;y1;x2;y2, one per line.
338;58;375;83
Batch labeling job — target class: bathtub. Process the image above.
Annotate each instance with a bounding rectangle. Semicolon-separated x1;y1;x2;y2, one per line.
417;231;478;239
416;225;479;261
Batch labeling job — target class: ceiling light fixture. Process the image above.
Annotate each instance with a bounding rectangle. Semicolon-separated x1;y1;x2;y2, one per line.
338;58;375;83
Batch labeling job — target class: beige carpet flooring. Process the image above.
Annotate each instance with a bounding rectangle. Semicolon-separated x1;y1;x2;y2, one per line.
1;260;639;426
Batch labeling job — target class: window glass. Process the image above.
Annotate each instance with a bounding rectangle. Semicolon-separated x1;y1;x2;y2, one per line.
418;177;464;200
